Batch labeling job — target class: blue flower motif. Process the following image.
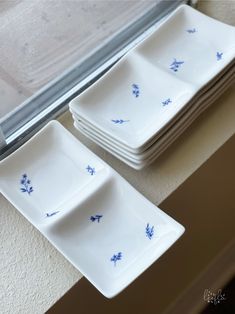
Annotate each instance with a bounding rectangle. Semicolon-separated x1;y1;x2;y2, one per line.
170;58;184;72
216;52;223;61
110;252;122;266
90;214;103;223
132;84;140;98
86;165;95;175
46;211;60;217
162;98;172;106
111;119;129;124
186;28;196;33
20;174;33;195
146;223;154;240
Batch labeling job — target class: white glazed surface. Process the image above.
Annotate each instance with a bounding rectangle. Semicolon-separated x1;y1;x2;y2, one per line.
72;65;235;164
70;4;235;151
0;121;109;226
71;59;235;155
0;121;184;297
135;5;235;86
73;71;235;169
72;52;195;148
45;174;184;297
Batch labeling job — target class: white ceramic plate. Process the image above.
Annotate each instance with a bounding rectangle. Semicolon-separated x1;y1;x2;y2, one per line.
0;121;110;225
135;4;235;87
70;4;235;151
74;74;235;169
71;59;235;155
0;121;185;297
46;174;184;298
71;51;195;150
73;65;235;162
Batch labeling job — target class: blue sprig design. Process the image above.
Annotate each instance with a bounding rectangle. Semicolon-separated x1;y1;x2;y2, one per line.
216;52;223;61
20;174;33;195
162;98;172;106
111;119;130;124
132;84;140;98
86;165;95;176
110;252;122;266
46;211;60;217
90;214;103;223
170;58;184;72
186;28;196;33
146;223;154;240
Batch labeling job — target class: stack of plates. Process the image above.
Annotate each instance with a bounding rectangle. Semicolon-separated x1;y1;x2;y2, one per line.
70;4;235;170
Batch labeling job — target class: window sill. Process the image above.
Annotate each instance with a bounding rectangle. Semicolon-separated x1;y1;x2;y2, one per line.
0;2;234;312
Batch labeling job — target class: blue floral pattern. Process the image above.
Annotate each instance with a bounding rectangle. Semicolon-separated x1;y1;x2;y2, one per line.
90;214;103;222
46;211;60;217
146;223;154;240
132;84;140;98
162;98;172;106
20;174;33;195
186;28;196;33
111;119;129;124
110;252;122;266
170;58;184;72
86;165;95;175
216;52;223;61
